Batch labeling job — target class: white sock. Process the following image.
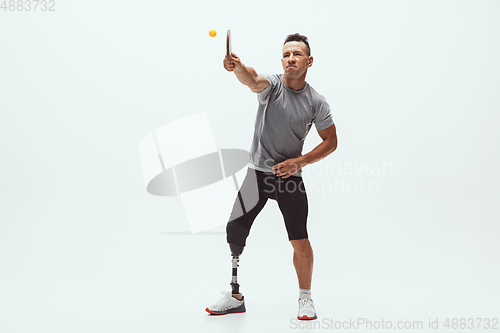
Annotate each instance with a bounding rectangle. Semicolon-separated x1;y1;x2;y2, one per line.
299;288;311;299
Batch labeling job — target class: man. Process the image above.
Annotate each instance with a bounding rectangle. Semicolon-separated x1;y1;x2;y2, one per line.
206;33;337;320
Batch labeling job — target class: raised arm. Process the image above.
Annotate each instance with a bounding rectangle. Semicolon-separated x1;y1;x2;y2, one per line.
223;53;269;93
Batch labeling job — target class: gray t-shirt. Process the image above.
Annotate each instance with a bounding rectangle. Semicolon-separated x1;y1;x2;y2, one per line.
247;73;334;177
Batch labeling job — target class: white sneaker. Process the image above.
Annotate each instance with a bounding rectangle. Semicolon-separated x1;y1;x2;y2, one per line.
206;291;246;315
297;297;317;320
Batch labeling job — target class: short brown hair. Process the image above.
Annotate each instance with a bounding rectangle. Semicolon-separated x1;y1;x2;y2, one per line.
284;33;311;56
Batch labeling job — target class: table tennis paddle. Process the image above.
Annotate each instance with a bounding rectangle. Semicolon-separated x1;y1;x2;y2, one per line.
226;29;232;63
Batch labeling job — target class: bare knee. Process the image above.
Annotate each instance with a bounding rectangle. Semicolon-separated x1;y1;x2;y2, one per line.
290;238;311;254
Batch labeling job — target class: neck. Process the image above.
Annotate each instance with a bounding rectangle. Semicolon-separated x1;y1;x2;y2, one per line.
283;74;307;91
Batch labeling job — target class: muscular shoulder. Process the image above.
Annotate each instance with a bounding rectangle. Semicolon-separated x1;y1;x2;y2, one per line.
256;73;282;102
263;73;282;87
307;84;327;101
307;85;329;109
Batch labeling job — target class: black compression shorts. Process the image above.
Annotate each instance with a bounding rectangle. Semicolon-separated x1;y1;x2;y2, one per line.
226;168;309;246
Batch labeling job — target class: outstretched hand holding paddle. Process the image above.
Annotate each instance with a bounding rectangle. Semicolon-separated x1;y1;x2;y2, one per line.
223;52;241;72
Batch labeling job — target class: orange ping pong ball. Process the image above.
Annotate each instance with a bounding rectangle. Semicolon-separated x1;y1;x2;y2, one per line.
209;29;217;37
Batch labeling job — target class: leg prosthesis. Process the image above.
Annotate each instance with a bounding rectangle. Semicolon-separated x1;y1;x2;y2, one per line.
229;243;244;294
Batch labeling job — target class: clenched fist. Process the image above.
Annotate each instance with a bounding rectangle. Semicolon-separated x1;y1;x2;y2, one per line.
223;53;242;72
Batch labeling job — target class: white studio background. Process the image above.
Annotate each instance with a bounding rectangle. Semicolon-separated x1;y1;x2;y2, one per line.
1;0;499;332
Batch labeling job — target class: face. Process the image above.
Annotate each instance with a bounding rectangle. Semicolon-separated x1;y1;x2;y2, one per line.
281;41;313;78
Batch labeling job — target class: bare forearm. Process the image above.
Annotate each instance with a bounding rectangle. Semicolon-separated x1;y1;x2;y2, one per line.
300;139;337;167
224;53;269;93
272;115;337;178
233;64;259;88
